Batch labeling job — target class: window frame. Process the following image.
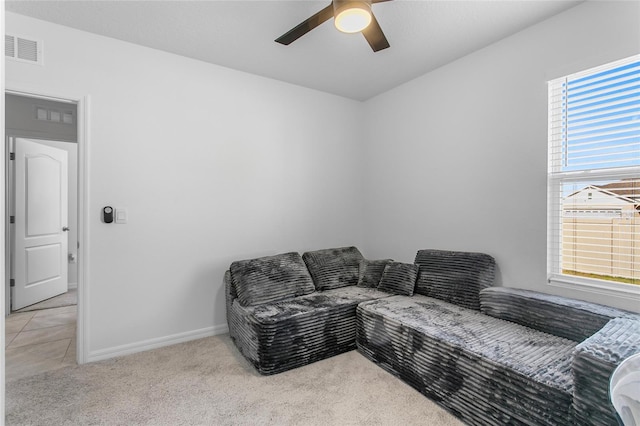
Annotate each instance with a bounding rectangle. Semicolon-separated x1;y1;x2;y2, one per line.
547;55;640;301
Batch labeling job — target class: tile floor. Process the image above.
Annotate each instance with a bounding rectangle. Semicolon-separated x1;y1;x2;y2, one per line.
5;305;77;382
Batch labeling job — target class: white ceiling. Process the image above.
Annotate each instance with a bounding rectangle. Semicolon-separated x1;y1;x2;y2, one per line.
5;0;583;101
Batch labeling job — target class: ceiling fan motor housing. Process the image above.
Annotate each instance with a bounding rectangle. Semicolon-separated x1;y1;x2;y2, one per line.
333;0;373;33
275;0;389;52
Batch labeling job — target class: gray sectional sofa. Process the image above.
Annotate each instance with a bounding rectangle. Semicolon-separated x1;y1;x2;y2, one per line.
225;247;390;375
225;246;640;425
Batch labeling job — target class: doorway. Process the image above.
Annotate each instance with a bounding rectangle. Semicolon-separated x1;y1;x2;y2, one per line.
4;92;82;379
10;137;75;310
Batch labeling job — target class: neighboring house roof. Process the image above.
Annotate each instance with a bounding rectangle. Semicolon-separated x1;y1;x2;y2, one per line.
564;179;640;211
596;179;640;202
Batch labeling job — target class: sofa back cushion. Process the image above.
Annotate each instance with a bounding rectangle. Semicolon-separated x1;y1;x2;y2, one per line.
357;259;393;288
377;262;418;296
230;252;315;307
480;286;637;342
414;249;496;310
302;246;364;291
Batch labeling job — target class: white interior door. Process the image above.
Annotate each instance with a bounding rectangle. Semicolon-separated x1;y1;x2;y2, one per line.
12;138;69;310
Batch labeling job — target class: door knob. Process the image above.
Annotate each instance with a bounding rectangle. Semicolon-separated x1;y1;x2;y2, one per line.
62;226;70;232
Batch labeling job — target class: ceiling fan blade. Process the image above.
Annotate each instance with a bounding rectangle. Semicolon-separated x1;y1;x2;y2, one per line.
362;13;390;52
275;4;334;45
372;0;393;3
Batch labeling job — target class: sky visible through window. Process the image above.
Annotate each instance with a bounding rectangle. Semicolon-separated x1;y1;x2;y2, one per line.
562;60;640;173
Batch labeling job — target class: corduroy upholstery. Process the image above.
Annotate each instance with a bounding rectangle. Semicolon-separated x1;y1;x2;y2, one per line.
357;295;576;425
230;252;315;307
572;317;640;425
377;262;418;296
226;247;640;425
355;249;640;426
414;249;495;310
302;246;364;291
357;259;393;288
480;286;634;342
225;249;390;375
228;278;389;374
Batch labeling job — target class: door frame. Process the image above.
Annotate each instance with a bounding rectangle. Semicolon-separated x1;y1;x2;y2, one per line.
4;85;90;365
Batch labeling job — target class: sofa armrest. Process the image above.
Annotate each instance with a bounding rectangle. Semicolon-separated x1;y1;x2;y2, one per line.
572;317;640;425
479;287;634;342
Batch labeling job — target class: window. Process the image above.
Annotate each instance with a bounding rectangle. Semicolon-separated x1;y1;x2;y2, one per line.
548;55;640;295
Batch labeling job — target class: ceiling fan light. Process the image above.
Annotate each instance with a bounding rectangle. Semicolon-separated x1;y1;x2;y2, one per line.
334;2;372;34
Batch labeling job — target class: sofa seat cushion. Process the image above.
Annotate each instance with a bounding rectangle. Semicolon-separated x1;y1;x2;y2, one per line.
360;295;575;391
357;295;576;425
245;286;390;325
230;252;315;307
229;286;389;375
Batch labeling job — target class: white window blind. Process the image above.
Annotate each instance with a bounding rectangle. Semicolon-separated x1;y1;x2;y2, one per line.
548;55;640;291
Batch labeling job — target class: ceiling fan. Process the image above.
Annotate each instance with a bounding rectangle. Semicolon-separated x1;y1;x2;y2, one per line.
275;0;392;52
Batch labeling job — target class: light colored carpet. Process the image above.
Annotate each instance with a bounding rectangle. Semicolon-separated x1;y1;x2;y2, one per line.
13;288;77;313
6;334;463;426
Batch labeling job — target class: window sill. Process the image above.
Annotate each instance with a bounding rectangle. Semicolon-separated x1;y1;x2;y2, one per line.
548;274;640;302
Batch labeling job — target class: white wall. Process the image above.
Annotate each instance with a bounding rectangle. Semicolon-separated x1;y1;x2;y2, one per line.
6;1;640;363
6;12;365;358
33;139;78;286
361;1;640;312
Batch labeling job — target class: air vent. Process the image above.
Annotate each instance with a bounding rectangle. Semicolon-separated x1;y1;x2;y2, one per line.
5;34;43;65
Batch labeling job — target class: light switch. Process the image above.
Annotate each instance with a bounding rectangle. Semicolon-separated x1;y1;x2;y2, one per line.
115;208;128;224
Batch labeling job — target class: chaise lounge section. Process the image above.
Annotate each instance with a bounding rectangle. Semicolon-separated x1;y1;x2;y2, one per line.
356;249;640;425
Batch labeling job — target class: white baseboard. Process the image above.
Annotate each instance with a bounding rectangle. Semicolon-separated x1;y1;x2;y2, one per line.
86;324;229;363
68;282;78;290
